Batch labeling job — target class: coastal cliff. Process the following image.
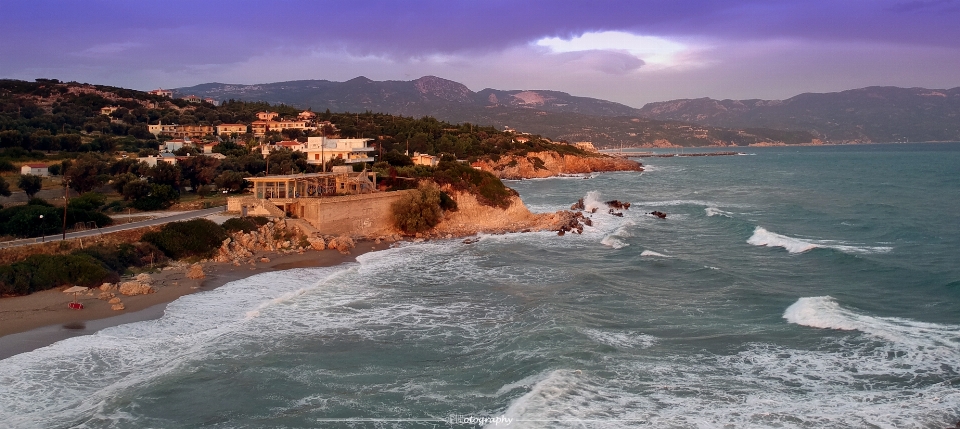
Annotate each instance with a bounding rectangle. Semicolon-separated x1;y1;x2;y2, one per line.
429;189;581;237
472;151;643;180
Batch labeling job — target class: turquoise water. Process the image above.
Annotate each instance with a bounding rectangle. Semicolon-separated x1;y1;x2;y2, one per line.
1;143;959;428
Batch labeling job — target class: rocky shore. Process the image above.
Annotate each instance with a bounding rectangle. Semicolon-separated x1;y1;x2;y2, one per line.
472;150;643;180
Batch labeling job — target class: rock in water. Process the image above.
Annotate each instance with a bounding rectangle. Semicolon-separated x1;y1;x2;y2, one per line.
186;264;206;279
650;211;667;219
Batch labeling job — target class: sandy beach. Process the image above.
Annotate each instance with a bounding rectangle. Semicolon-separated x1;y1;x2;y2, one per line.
0;241;390;360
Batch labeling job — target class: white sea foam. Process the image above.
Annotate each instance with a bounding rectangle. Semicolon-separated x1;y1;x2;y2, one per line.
705;207;733;217
747;226;893;254
640;250;669;257
580;328;658;349
784;296;960;356
747;226;818;253
582;190;605;213
601;236;628;249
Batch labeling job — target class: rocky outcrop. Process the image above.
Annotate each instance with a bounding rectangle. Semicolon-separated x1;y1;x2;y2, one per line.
186;264;205;279
214;220;303;263
473;151;642;179
429;189;592;237
119;281;155;296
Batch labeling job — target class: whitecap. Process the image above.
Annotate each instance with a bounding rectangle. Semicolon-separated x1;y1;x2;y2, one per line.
580;328;658;349
601;236;628;249
705;207;733;218
640;250;669;257
748;226;893;254
784;296;960;355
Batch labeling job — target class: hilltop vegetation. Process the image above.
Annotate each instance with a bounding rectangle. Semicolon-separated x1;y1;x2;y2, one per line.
176;75;816;147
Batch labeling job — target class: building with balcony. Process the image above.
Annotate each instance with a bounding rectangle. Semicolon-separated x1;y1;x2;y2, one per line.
216;123;248;136
305;136;375;165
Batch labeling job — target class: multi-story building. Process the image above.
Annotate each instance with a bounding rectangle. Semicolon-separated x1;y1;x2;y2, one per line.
148;123;214;139
148;89;173;98
251;120;311;137
260;140;306;155
216;123;248;136
304;136;375;165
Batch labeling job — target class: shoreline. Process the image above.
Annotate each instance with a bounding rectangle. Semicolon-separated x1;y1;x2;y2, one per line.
0;241;390;360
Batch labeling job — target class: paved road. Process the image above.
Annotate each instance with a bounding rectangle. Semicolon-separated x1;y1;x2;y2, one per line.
0;206;227;249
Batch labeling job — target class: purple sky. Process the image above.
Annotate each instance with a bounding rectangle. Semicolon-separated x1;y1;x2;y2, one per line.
3;0;959;107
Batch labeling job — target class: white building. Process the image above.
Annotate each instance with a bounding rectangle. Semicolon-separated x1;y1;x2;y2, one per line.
304;136;375;165
20;163;49;176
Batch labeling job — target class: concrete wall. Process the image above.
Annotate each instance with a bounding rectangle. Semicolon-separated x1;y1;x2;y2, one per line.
228;190;415;237
298;191;415;237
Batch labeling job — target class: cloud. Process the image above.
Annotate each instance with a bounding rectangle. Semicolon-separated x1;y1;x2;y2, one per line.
74;42;141;57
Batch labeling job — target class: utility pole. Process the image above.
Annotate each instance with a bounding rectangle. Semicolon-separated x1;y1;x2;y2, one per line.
62;179;69;240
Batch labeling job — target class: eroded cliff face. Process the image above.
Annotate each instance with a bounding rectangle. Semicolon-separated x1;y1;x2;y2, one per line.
430;189;582;237
472;151;643;180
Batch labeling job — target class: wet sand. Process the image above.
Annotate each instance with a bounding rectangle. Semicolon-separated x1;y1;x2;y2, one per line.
0;242;390;360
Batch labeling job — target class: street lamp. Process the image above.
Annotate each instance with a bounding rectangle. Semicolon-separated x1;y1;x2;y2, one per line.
39;214;44;242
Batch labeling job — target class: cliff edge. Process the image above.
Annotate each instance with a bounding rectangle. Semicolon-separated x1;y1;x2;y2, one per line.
472;151;643;180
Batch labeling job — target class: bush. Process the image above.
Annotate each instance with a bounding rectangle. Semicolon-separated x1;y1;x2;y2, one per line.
391;181;443;234
65;207;113;229
222;217;259;233
74;243;166;273
142;219;228;259
0;254;112;296
0;204;61;237
69;192;106;211
431;161;516;208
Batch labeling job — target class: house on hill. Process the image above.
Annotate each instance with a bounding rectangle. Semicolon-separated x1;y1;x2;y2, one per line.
149;89;173;97
257;111;279;121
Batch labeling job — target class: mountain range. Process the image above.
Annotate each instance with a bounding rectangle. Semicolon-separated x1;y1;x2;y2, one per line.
176;76;960;146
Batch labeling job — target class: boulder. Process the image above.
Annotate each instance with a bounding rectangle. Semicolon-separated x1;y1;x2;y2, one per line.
108;297;122;304
99;283;117;292
307;238;326;251
111;303;125;311
134;273;152;284
119;281;156;296
186;264;205;279
650;211;667;219
260;257;270;263
335;236;355;254
98;292;115;300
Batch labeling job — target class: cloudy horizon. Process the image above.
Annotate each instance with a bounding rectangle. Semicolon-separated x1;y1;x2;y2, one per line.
3;0;959;107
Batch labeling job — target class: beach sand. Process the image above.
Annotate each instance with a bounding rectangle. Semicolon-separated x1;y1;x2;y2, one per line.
0;242;391;360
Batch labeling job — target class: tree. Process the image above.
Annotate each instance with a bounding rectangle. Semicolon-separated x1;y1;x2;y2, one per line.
179;156;220;193
146;162;182;191
391;181;444;234
65;155;109;194
214;170;247;193
0;177;11;197
17;174;43;198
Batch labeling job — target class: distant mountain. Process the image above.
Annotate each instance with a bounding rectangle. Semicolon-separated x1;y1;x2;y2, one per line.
637;86;960;143
176;76;813;147
175;75;642;119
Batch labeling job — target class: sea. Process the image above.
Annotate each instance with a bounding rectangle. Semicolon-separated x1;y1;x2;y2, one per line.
1;142;959;428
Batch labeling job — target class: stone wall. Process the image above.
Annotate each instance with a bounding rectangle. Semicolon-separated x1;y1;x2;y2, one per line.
296;190;416;237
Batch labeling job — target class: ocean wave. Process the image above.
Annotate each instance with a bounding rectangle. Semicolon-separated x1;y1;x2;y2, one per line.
580;328;657;349
640;250;670;257
747;226;818;253
705;207;733;218
784;296;960;354
747;226;893;254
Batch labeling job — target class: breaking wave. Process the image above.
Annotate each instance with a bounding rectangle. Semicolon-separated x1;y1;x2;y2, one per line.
747;226;893;254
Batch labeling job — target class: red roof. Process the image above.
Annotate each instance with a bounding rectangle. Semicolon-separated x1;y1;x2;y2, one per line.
24;163;48;168
277;141;302;146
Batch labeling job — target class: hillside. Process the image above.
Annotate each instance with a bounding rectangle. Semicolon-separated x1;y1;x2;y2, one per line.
637;86;960;143
175;76;815;147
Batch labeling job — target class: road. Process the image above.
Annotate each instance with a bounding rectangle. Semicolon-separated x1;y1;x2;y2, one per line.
0;206;227;249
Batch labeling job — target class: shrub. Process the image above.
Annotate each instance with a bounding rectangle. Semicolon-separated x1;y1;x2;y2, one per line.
65;208;113;229
74;243;166;273
0;204;61;237
69;192;106;211
142;219;228;259
391;181;443;234
0;253;112;296
222;217;259;233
